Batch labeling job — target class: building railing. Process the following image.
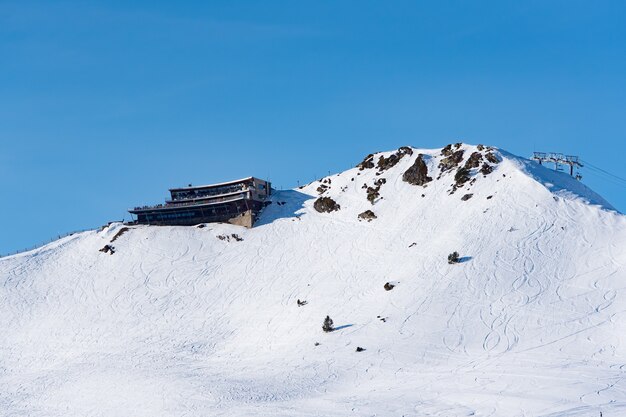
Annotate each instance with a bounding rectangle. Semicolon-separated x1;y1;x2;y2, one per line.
131;193;250;212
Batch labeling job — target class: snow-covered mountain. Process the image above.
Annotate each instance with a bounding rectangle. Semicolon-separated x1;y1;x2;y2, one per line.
1;144;625;417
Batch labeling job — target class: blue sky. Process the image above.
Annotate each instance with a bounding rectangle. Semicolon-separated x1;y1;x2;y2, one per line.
1;1;626;254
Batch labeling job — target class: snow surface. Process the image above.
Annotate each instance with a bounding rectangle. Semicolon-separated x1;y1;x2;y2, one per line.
1;144;626;416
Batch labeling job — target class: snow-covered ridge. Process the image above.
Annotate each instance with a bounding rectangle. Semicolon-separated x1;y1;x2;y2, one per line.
314;143;613;208
1;143;626;416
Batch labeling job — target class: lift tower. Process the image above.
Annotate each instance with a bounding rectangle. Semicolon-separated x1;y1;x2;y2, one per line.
531;152;583;179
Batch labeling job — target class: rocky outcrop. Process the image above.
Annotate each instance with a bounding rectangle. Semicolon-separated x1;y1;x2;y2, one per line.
402;154;432;186
453;167;471;190
485;152;499;164
376;147;413;171
365;178;386;204
357;153;375;170
99;245;115;255
366;186;380;204
439;149;465;172
480;163;493;176
464;152;483;169
358;210;377;222
314;197;341;213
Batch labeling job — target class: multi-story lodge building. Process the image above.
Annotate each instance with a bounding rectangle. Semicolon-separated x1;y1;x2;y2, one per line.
129;177;272;228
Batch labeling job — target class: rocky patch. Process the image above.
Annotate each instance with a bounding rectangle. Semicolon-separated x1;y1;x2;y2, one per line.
454;167;471;187
464;152;483;169
439;149;465;172
402;154;432;186
99;245;115;255
217;234;244;242
376;146;413;171
357;153;375;170
480;163;493;176
366;186;380;204
317;184;329;194
485;152;500;164
314;197;341;213
110;227;129;243
358;210;377;222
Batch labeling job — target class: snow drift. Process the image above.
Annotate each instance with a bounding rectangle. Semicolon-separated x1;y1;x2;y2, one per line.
1;143;625;417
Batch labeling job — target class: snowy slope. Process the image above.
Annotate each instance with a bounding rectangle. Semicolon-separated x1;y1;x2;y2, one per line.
1;144;626;417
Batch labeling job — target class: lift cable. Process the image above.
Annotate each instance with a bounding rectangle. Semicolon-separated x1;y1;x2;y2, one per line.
583;168;626;189
580;159;626;185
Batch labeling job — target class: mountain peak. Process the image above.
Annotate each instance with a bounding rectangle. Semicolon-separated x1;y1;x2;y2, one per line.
263;143;615;232
1;143;625;416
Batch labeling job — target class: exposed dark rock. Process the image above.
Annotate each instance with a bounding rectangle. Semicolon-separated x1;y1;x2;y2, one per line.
461;193;473;201
464;152;483;169
355;346;366;352
314;197;341;213
110;227;129;243
357;153;375;170
364;180;386;205
441;144;454;157
317;184;329;194
197;224;206;228
322;315;334;332
366;186;380;204
297;299;308;307
439;150;465;172
477;144;485;151
358;210;377;222
485;152;499;164
376;147;413;171
454;167;471;187
384;282;395;291
403;154;432;186
480;163;493;176
486;195;493;199
448;251;460;264
217;234;244;242
99;245;115;255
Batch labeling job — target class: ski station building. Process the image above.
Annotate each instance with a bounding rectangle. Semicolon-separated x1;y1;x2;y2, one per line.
129;177;272;228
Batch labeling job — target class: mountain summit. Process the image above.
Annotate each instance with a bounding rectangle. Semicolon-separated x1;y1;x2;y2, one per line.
1;144;625;416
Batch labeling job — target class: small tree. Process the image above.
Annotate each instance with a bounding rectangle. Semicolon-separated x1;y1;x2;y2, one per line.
448;251;460;264
322;315;334;332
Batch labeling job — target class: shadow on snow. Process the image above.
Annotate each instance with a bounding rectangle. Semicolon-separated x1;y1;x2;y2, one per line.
255;190;315;226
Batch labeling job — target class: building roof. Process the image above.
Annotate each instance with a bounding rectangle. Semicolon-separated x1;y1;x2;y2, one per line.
168;176;261;192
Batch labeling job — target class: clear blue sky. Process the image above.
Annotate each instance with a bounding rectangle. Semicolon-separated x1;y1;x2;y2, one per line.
1;1;626;255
